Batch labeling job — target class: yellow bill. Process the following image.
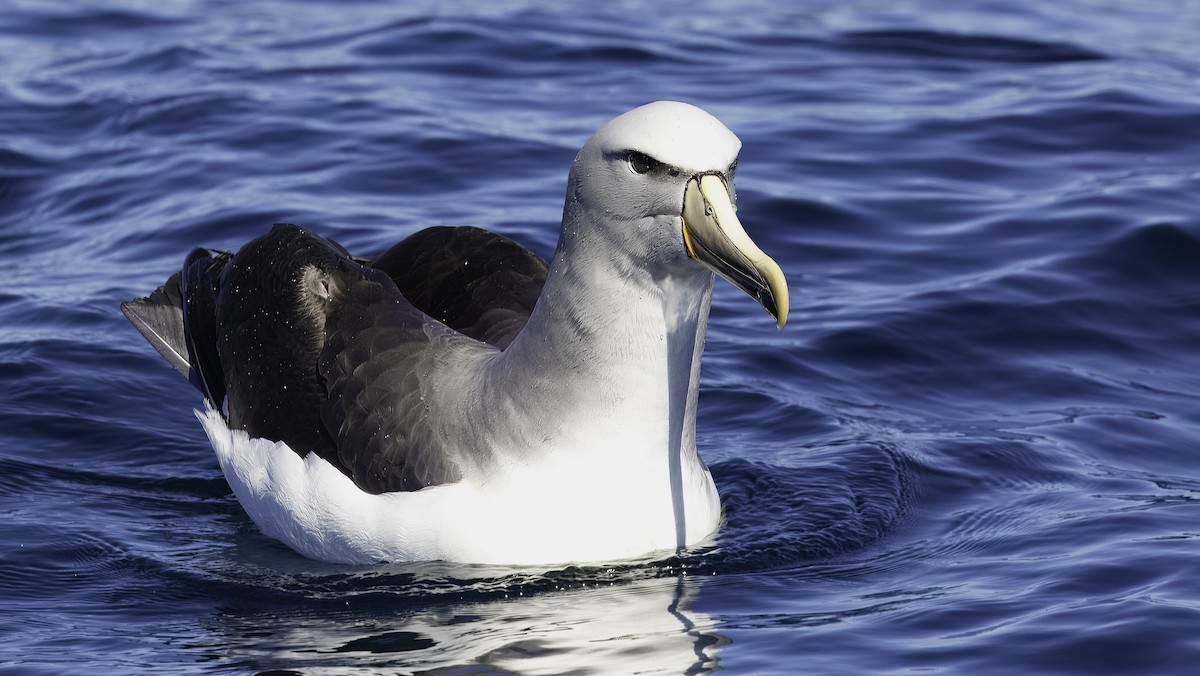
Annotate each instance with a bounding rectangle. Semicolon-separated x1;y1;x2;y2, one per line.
681;174;789;329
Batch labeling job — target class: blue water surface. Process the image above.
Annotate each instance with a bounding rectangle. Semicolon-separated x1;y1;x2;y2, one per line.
2;1;1200;673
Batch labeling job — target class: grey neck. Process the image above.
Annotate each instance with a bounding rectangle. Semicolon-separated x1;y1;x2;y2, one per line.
479;210;715;471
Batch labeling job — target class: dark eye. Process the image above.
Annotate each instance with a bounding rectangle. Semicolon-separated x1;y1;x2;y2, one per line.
628;151;660;175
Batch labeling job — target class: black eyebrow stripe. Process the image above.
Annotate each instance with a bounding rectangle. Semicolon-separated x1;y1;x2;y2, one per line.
626;150;663;168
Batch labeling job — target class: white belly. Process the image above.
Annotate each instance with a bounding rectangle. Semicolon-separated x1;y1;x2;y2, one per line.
197;406;722;565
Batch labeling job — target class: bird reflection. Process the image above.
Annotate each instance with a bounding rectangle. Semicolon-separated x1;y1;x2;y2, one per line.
211;569;726;674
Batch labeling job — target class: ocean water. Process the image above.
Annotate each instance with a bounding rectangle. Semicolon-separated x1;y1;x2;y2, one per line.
2;0;1199;673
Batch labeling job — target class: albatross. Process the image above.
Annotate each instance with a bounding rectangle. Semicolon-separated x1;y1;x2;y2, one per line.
121;101;788;566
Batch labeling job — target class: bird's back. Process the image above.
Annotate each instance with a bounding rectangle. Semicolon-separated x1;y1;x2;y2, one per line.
122;222;549;494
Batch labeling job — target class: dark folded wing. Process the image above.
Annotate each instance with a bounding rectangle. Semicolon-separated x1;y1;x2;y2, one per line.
370;226;548;349
123;222;534;496
317;260;487;494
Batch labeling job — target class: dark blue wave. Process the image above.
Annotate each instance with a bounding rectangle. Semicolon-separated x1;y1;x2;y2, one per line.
838;29;1106;64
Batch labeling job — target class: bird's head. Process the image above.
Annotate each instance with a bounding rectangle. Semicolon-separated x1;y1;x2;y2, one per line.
565;101;788;329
